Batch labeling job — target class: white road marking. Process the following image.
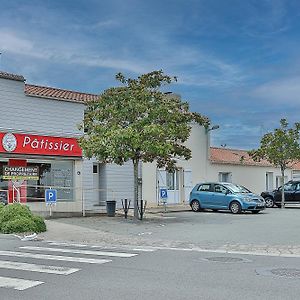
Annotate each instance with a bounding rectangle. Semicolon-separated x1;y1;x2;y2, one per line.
0;276;44;290
47;241;155;252
0;251;112;264
0;260;79;275
132;248;156;252
20;246;138;258
151;246;300;258
49;242;88;248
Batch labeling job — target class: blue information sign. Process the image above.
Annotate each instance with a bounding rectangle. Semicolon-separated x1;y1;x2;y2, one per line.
160;188;168;199
45;189;57;205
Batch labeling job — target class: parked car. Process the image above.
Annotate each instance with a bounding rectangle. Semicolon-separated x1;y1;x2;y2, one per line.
261;180;300;208
189;182;266;214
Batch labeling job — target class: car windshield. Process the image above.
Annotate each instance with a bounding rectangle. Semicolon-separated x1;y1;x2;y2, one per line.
223;183;250;193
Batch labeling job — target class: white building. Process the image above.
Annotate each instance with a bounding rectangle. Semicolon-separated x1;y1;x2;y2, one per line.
207;147;297;194
0;71;209;215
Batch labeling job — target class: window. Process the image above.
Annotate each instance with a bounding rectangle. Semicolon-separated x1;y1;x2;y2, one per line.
93;164;98;174
166;170;179;190
218;172;232;183
276;176;288;188
198;184;211;192
214;184;228;194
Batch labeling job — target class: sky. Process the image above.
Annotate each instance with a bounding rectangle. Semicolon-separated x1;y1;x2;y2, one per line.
0;0;299;150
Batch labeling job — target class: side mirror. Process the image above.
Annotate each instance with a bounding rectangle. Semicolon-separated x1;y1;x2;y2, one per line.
225;190;230;195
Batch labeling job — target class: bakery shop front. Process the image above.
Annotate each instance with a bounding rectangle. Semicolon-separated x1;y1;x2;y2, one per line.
0;131;82;206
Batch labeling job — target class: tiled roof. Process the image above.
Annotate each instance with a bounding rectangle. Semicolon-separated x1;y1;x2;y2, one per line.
210;147;300;170
25;84;99;103
210;147;274;167
0;71;25;82
291;162;300;171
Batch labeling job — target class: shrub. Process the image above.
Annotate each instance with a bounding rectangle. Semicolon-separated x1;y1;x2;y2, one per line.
0;203;32;228
2;217;37;234
0;203;46;234
32;215;47;232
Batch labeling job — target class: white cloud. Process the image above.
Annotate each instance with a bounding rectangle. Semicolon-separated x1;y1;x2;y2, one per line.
252;77;300;104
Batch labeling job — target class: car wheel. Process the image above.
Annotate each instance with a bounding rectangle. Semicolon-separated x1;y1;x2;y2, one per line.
229;201;242;214
264;197;274;208
191;200;201;212
251;210;260;214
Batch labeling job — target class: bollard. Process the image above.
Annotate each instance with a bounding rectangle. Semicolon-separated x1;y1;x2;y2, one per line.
137;199;147;220
121;198;131;219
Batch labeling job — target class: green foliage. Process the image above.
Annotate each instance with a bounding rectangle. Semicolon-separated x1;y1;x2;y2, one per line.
32;215;47;232
79;70;209;170
0;203;46;234
249;119;300;172
2;217;37;234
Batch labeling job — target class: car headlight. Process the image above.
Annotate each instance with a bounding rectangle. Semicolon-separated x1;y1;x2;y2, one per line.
243;197;253;202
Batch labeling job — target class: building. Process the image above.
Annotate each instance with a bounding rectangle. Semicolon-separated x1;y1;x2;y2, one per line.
208;147;298;194
0;71;209;215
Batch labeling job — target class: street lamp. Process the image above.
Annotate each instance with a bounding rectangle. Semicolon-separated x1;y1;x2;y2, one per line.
206;125;220;132
205;124;219;181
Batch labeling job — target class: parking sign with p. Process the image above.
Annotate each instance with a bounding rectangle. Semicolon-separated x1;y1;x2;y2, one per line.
45;189;57;205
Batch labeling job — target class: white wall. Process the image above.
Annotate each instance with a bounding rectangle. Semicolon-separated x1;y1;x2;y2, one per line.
142;123;208;204
207;162;293;194
0;78;83;137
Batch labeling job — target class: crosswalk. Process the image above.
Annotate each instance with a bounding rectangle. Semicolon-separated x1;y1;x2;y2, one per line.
0;241;141;291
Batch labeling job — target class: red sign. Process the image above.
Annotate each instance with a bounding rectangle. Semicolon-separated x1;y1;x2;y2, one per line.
0;132;82;157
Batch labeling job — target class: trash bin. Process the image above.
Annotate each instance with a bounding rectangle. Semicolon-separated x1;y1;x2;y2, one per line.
106;200;116;217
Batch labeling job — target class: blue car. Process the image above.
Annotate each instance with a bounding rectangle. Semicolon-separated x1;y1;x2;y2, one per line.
189;182;266;214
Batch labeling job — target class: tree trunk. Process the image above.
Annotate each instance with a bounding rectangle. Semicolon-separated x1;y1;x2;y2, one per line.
281;168;285;209
133;160;139;219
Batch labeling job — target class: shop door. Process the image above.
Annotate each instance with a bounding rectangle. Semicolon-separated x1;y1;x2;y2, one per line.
157;169;181;204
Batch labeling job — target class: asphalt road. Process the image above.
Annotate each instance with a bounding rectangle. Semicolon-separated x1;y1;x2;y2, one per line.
0;237;300;300
1;207;300;299
50;207;300;252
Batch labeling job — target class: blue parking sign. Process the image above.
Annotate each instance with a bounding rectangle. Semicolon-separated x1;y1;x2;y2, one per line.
45;189;57;205
160;188;168;199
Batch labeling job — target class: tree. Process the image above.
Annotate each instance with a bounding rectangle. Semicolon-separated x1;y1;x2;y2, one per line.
249;119;300;208
79;70;209;219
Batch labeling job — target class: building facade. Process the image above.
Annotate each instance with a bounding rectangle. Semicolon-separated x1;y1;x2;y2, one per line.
0;71;209;215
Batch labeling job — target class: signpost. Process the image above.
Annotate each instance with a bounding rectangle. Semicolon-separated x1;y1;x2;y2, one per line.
45;189;57;217
160;188;168;212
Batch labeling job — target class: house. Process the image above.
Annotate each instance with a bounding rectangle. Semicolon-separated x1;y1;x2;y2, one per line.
207;147;299;194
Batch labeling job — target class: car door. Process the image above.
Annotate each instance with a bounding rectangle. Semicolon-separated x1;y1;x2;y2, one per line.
294;183;300;202
274;182;296;203
194;183;212;208
211;184;230;209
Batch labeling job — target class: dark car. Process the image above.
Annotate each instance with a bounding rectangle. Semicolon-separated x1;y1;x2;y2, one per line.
261;181;300;208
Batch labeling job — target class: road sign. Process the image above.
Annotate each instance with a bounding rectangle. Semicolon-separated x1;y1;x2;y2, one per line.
45;189;57;205
160;188;168;199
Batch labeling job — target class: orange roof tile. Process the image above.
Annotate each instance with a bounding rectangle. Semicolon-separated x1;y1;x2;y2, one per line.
210;147;300;170
210;147;274;167
25;84;99;103
0;71;25;82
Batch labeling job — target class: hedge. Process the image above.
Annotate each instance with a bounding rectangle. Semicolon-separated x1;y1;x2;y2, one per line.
0;203;47;234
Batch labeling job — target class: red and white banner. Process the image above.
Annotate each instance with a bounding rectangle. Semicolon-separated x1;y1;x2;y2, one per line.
0;132;82;157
